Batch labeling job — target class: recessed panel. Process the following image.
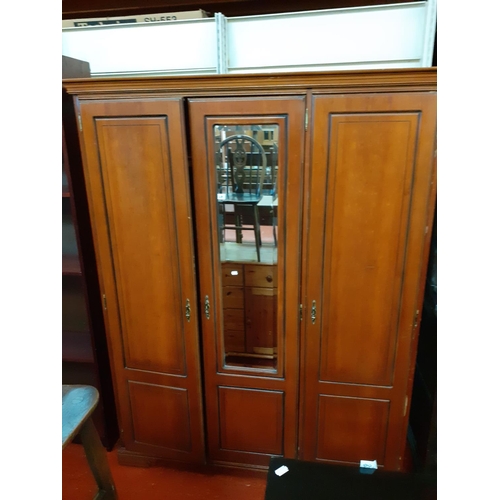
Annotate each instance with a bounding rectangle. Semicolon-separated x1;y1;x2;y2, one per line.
320;115;418;386
96;118;185;375
316;394;390;464
219;386;283;455
129;381;191;452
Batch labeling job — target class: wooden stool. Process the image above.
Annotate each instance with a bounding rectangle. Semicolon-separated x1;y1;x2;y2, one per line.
62;385;117;499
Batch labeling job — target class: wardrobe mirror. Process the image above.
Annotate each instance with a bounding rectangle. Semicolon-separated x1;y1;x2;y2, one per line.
214;124;279;371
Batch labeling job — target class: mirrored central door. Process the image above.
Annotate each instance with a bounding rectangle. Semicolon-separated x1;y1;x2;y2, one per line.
189;97;305;466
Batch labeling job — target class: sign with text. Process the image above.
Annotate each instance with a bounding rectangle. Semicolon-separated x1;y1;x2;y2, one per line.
62;10;208;28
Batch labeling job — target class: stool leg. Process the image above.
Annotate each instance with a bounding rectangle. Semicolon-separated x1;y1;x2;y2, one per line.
253;204;261;262
270;208;277;246
236;213;243;243
79;417;117;499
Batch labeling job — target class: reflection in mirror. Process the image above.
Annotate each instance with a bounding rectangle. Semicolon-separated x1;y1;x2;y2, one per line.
214;124;279;371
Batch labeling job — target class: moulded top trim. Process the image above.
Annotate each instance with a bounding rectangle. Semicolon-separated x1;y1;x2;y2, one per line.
63;67;437;97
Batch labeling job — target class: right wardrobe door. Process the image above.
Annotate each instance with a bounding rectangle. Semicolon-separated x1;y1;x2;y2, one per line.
301;92;436;471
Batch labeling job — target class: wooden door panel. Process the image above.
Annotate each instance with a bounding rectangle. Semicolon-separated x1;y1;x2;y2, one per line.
95;118;184;374
218;386;284;456
316;395;390;465
78;99;205;464
319;115;419;386
302;93;436;470
129;381;191;453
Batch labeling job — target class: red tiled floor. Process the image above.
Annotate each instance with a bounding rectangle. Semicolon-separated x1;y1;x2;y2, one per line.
223;225;275;244
64;439;414;499
63;444;267;500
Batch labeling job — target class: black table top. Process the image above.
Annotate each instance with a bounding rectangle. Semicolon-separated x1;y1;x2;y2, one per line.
217;192;262;204
264;458;437;500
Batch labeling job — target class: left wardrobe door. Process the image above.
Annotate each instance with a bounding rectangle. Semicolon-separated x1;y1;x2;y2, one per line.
77;99;205;464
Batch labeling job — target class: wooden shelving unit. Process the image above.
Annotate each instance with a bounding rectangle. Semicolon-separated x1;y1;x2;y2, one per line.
62;330;94;364
62;254;82;275
62;55;118;450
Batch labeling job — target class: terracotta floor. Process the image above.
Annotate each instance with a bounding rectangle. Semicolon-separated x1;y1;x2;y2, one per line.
63;442;413;499
62;444;267;500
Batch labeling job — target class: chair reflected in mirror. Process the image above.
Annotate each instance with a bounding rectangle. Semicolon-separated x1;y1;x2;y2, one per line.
216;134;267;262
265;141;278;247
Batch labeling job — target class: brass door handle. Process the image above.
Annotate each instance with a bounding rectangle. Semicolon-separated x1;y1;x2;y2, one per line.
204;295;210;319
311;300;317;324
185;299;191;322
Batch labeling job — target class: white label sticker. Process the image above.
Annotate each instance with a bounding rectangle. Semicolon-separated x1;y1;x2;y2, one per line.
274;465;289;476
360;460;378;469
230;270;239;275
